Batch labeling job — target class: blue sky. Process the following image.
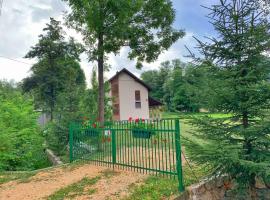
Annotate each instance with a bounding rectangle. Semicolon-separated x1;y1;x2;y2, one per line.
173;0;216;37
0;0;219;84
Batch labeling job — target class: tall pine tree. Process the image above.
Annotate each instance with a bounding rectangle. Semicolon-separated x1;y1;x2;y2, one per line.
185;0;270;195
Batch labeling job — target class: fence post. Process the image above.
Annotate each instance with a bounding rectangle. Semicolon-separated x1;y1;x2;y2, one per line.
69;123;74;163
175;119;185;192
112;129;116;168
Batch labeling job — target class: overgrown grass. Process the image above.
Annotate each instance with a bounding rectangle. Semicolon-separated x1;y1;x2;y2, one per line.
46;176;101;200
125;164;209;200
0;171;37;185
124;176;178;200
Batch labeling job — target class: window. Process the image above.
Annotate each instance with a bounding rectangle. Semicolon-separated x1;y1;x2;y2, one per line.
135;90;141;108
113;104;119;115
111;83;119;94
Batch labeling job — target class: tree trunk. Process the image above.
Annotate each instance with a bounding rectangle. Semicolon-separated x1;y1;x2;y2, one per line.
98;34;105;125
50;87;54;121
243;111;248;128
50;107;53;121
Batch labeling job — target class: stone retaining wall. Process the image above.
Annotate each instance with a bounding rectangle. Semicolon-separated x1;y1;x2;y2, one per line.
45;149;63;166
175;176;270;200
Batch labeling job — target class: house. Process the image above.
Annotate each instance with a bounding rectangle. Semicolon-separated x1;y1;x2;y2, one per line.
109;68;163;121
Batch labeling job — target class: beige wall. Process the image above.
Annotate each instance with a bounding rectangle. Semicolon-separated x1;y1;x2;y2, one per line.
118;73;149;120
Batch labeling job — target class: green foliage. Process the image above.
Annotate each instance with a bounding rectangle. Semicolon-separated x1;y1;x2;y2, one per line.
0;171;37;185
22;18;85;120
65;0;184;66
82;67;112;121
0;81;50;171
184;0;270;190
142;59;205;112
22;18;87;157
64;0;184;122
141;61;171;102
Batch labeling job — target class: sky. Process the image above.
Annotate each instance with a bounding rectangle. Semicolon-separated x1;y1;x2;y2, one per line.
0;0;218;86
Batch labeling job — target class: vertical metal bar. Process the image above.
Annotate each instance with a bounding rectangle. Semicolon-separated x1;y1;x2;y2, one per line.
124;124;127;170
138;131;141;173
147;128;150;174
175;119;184;192
112;129;116;169
120;122;123;168
154;120;158;175
69;123;73;162
157;121;161;173
135;131;138;172
161;120;164;175
168;120;172;178
171;120;176;179
164;120;168;177
127;121;130;170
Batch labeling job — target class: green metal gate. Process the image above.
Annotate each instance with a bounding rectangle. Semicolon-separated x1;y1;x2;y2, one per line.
69;118;184;191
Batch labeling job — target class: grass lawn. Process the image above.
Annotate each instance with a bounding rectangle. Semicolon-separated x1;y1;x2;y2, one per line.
124;164;208;200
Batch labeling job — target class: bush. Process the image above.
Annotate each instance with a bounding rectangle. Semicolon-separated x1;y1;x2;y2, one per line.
0;81;51;171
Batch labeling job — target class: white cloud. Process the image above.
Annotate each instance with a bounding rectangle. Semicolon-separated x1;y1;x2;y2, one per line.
0;0;197;86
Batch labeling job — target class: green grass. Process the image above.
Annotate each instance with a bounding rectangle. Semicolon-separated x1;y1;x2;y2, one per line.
0;171;37;185
162;111;231;119
124;164;208;200
124;176;178;200
46;169;116;200
47;176;101;200
162;111;232;143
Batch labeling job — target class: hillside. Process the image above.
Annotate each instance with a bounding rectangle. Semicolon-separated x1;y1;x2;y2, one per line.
0;163;147;200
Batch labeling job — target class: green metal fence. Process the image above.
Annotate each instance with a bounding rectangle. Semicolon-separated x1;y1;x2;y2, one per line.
69;118;184;191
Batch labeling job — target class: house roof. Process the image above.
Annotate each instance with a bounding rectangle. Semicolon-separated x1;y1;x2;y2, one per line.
149;97;164;107
108;68;151;90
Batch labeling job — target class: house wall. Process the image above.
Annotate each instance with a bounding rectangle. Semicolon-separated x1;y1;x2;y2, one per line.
118;73;149;120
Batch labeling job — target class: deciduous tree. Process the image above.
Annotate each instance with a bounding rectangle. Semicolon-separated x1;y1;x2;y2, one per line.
64;0;184;123
22;18;84;120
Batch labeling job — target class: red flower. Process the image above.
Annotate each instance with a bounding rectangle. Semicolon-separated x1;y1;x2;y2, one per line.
92;123;97;128
128;117;132;122
135;118;139;123
142;118;145;122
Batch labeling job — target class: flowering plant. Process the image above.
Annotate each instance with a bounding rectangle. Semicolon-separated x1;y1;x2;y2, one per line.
128;117;154;130
128;117;155;139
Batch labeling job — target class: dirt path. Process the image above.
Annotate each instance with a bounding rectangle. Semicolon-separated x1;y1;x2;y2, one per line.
0;164;146;200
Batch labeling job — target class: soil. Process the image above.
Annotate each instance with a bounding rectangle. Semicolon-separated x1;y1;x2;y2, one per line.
0;148;186;200
0;164;146;200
